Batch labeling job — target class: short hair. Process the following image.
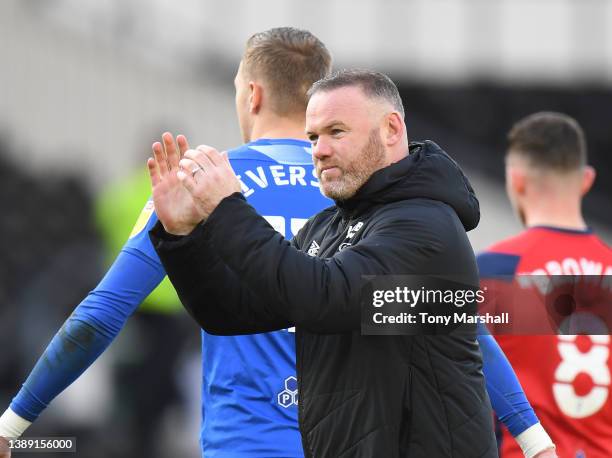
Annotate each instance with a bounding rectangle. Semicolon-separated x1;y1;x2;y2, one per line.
307;69;405;118
507;112;587;171
242;27;332;116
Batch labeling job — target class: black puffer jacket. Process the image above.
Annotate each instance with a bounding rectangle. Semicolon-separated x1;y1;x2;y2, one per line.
151;141;497;457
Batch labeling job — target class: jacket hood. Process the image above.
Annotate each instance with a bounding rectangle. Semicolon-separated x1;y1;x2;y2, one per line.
336;140;480;231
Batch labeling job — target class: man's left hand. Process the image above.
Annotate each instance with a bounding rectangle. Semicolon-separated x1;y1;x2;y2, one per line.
177;145;242;221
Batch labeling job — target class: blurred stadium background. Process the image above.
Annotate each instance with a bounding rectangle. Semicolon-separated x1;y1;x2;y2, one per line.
0;0;610;457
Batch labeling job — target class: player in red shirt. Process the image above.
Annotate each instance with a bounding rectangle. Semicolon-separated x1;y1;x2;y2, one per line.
477;112;612;458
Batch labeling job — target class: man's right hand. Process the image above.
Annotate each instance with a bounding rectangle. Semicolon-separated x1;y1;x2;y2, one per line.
0;436;11;458
532;447;557;458
148;132;203;236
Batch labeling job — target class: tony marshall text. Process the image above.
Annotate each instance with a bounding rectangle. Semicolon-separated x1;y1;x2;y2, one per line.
372;312;509;325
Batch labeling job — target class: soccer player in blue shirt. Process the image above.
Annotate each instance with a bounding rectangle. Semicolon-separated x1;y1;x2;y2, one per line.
0;27;553;457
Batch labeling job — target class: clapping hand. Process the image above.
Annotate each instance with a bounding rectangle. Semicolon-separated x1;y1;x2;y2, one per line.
148;133;203;236
174;145;242;221
149;137;241;235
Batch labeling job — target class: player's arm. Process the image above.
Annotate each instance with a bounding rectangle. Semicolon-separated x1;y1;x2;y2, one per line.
149;219;294;335
477;330;555;457
0;209;166;440
151;193;462;334
476;252;556;458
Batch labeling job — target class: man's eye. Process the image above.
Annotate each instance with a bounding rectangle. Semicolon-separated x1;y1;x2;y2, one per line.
308;135;318;144
331;129;344;136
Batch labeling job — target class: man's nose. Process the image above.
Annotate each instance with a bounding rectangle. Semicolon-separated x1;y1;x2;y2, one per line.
313;137;332;159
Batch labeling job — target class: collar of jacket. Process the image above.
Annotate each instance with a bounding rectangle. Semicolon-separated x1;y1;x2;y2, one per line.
334;140;480;231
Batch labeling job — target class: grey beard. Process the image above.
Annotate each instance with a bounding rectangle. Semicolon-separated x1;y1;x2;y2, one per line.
319;129;386;201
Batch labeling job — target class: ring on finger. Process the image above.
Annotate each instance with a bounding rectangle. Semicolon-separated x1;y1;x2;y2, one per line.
191;165;204;177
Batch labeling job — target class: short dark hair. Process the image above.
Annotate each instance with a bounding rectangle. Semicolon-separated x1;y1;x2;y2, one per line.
507;111;587;171
243;27;332;116
307;69;405;118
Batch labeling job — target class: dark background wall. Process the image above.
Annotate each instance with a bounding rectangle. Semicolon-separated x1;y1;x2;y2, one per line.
398;83;612;228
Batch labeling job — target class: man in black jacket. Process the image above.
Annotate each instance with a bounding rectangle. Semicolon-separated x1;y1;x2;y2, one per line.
149;70;497;457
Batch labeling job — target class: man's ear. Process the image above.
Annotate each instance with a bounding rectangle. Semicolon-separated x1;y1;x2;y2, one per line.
580;165;596;196
384;112;404;146
249;82;263;114
507;165;527;197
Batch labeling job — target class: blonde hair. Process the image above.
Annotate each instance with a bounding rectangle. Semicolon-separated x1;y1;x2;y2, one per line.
243;27;332;116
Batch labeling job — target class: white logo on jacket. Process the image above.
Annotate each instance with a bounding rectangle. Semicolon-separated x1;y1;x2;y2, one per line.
337;221;365;252
307;240;320;257
347;222;364;239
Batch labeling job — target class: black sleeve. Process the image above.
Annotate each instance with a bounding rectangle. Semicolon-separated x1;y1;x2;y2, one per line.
149;219;293;335
153;193;448;334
